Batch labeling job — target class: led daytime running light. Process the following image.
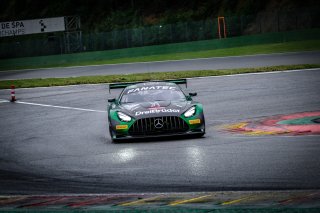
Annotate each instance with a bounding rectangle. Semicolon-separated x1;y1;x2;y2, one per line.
117;111;132;122
184;106;196;118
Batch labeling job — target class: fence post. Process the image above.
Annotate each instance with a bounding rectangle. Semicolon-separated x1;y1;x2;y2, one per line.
240;16;243;35
259;17;262;33
170;24;173;43
112;31;115;49
140;28;143;46
126;29;129;48
277;10;280;32
185;22;188;41
217;17;227;39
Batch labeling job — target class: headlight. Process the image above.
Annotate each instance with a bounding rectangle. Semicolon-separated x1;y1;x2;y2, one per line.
117;112;132;122
184;106;196;118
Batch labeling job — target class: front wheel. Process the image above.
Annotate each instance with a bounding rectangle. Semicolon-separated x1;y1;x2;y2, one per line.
198;117;206;137
109;125;118;143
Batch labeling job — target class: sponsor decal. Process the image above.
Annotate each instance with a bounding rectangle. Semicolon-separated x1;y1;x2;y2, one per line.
116;125;128;130
149;102;164;109
127;86;176;94
135;109;180;116
0;17;65;37
189;119;201;124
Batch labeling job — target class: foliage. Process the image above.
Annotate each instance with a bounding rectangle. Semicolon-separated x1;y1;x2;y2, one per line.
0;0;319;32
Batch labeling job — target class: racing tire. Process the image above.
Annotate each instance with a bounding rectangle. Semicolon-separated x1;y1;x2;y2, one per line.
198;118;206;137
109;125;118;143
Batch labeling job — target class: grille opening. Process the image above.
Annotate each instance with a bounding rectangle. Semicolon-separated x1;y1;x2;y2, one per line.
129;116;188;136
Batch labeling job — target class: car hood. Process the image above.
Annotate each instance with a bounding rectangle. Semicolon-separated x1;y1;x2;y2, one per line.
120;101;191;118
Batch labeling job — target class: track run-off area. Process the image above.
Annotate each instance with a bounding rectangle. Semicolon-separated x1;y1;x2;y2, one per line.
0;67;320;210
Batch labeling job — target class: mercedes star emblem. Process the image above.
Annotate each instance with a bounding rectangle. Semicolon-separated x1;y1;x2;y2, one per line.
154;118;164;129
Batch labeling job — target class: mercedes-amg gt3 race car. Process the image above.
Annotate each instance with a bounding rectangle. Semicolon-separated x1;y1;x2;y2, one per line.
107;79;205;142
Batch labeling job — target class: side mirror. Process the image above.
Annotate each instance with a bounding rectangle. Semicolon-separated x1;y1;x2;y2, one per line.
189;92;197;96
108;98;116;103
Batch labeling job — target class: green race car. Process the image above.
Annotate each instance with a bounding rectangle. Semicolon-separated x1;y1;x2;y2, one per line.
108;79;205;142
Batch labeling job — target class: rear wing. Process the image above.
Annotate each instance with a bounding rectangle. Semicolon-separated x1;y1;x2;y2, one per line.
108;79;187;93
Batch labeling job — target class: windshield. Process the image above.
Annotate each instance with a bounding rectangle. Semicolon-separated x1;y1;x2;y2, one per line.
120;89;186;103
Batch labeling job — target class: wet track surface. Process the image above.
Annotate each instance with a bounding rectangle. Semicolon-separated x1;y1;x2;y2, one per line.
0;51;320;80
0;69;319;195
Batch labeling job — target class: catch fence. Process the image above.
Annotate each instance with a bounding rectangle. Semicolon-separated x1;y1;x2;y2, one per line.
0;8;319;58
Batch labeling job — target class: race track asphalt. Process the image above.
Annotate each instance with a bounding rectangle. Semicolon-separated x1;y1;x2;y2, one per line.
0;69;319;194
0;51;320;80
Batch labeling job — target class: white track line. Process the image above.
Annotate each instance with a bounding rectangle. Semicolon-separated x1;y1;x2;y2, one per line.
189;68;320;80
1;68;319;91
0;99;9;103
15;101;107;113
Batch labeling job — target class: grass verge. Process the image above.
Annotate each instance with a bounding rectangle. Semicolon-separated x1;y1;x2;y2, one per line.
85;40;320;65
0;64;319;89
0;37;320;71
